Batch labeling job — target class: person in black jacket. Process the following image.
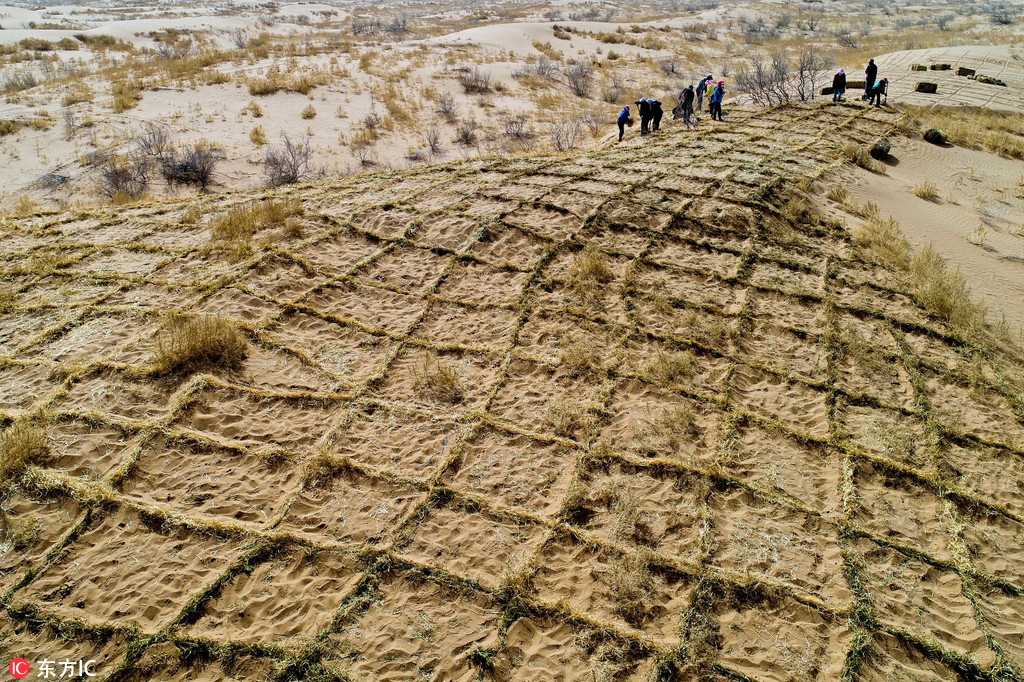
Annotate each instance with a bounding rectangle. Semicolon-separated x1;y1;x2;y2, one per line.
650;99;663;132
864;59;877;100
832;68;846;102
635;98;652;135
678;85;695;125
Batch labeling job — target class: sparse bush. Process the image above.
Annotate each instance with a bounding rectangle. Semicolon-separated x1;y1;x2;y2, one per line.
549;118;584;151
436;91;458;121
458;66;491;93
263;136;312;186
424;124;444;156
456;119;478;145
136;123;171;157
0;421;46;485
152;314;248;375
565;62;594;97
159;141;220;190
96;154;149;200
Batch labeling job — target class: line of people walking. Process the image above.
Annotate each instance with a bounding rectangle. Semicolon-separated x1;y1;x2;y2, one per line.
617;76;727;141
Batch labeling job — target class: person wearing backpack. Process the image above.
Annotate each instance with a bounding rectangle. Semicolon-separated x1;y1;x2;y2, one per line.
650;99;664;132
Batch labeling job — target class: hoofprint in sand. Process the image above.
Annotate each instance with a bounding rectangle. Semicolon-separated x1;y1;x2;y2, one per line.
2;101;1024;680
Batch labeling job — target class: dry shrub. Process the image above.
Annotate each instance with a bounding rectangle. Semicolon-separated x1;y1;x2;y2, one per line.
569;247;614;287
909;244;985;332
414;355;464;403
0;421;46;484
111;79;142;112
0;120;18;136
826;184;847;203
152;314;248;375
301;448;354;489
501;549;534;594
249;126;267;147
301;104;317;120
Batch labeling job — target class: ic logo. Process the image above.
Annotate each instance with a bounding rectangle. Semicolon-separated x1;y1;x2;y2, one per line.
9;659;29;679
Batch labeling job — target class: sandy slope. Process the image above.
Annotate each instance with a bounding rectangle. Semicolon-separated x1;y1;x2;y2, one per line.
2;101;1023;680
838;137;1024;331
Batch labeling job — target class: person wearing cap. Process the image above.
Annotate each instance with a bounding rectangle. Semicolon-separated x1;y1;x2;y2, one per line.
616;104;631;141
832;68;846;102
696;73;712;111
709;80;725;121
868;77;888;107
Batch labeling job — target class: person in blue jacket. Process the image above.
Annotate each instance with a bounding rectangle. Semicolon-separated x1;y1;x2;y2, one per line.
616;105;631;141
709;81;725;121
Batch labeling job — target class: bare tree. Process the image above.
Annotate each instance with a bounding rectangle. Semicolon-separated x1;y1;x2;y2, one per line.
386;13;410;38
549;118;584;151
736;52;791;106
534;56;560;80
565;62;594;97
424;124;444;156
351;16;383;36
263;136;311;186
795;49;826;102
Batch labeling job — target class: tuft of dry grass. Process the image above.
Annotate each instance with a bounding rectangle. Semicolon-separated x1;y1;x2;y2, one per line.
543;397;591;438
606;552;658;626
852;214;909;270
414;355;464;403
644;347;696;384
0;120;19;137
912;181;940;202
0;421;46;484
301;104;317;120
152;314;248;375
249;126;267;147
826;184;847;204
569;247;614;287
208;198;301;255
841;142;884;173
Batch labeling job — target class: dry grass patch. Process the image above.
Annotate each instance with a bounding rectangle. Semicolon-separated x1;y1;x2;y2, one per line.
912;181;940;202
909;244;985;332
0;120;18;137
152;314;248;375
414;355;465;403
301;104;317;120
606;552;658;626
904;106;1024;159
209;198;302;256
841;142;884;173
645;347;696;384
249;126;267;147
0;421;46;485
560;335;604;377
852;214;909;270
569;247;614;288
825;184;847;203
